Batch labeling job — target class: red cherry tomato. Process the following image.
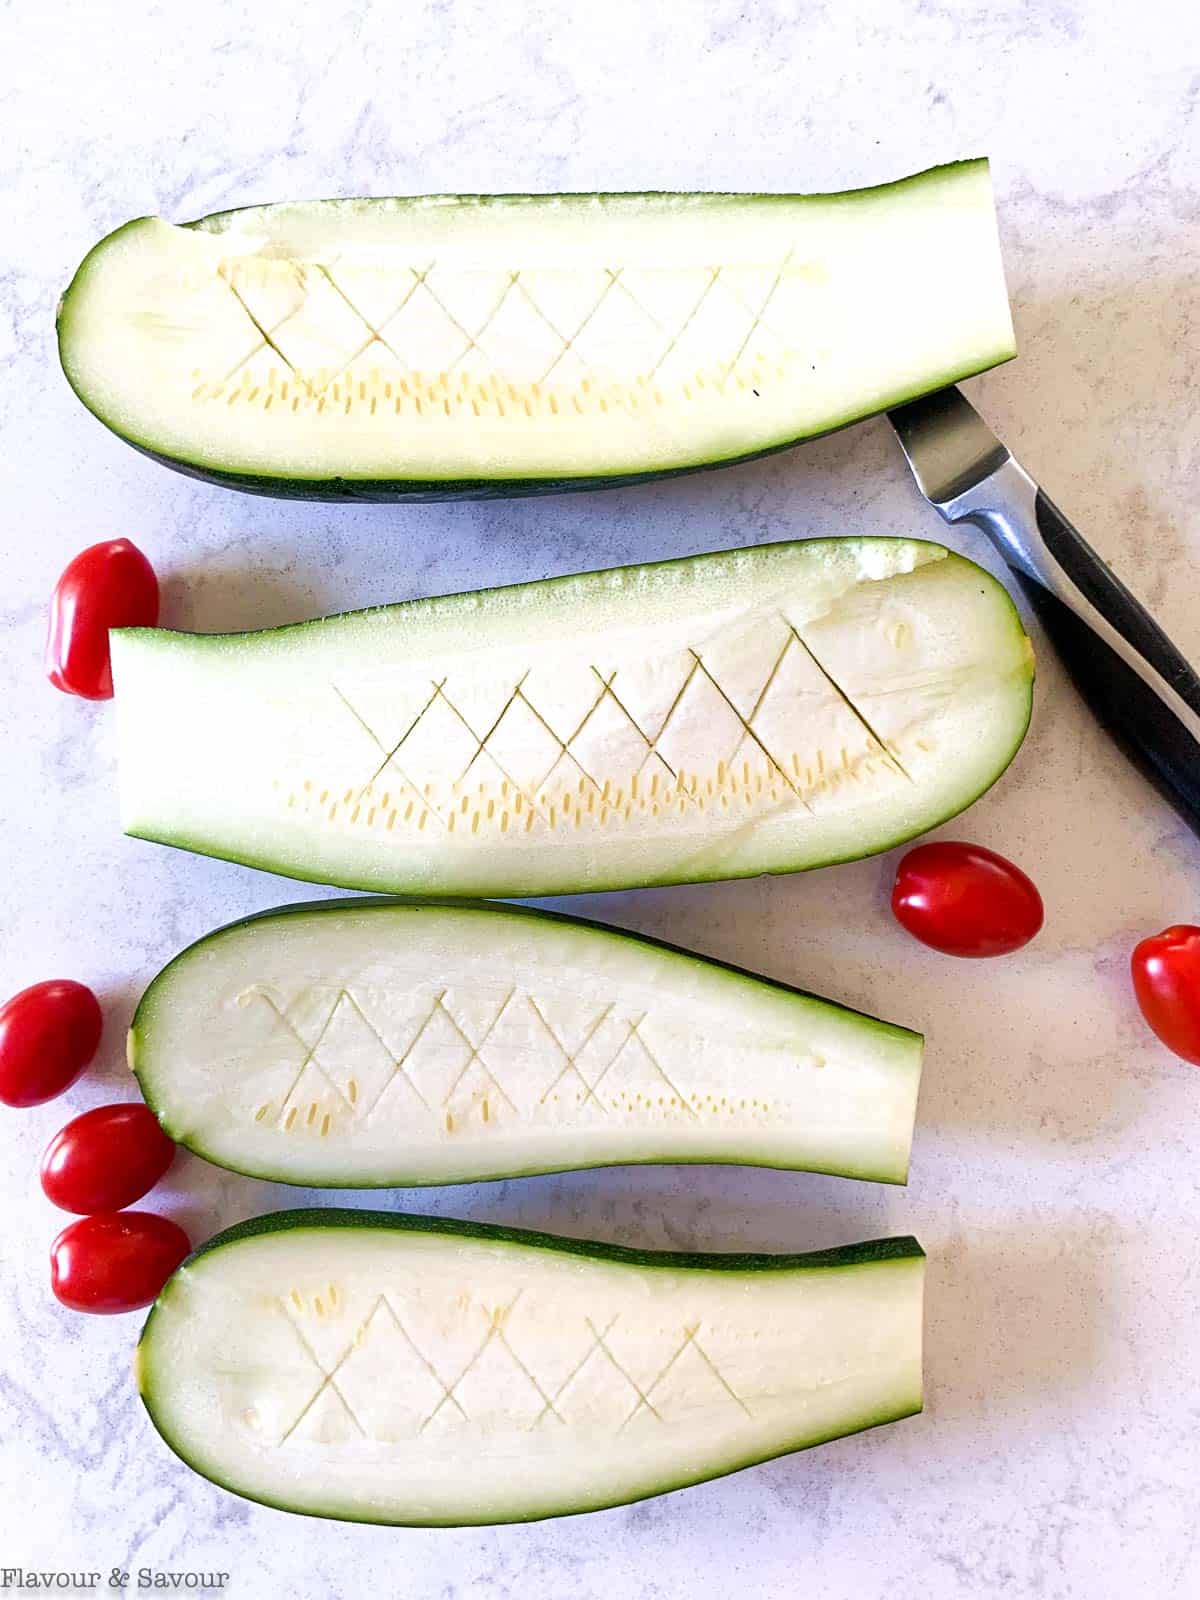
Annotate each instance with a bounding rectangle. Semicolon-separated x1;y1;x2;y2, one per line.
41;1103;176;1214
891;840;1044;958
45;538;159;700
0;980;102;1107
50;1212;190;1314
1131;925;1200;1066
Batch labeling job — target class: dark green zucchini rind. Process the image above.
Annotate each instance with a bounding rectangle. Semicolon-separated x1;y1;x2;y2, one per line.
168;1205;926;1273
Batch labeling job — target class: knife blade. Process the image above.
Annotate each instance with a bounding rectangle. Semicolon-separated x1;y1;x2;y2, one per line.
888;386;1200;834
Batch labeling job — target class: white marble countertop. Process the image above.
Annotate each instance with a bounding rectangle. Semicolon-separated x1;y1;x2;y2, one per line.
2;2;1199;1595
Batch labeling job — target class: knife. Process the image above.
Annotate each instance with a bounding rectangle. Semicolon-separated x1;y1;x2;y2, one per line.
888;386;1200;835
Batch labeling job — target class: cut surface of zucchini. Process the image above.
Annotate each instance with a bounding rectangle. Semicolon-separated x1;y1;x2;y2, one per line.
58;162;1013;498
130;898;923;1186
137;1211;925;1524
112;538;1034;897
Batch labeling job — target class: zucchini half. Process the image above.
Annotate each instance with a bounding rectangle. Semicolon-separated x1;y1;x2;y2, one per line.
112;538;1034;898
136;1210;925;1524
130;898;923;1187
58;161;1013;500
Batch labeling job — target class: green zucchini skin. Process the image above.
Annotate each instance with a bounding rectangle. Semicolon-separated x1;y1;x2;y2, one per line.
137;1210;925;1525
175;1205;925;1274
129;895;923;1188
58;162;1014;501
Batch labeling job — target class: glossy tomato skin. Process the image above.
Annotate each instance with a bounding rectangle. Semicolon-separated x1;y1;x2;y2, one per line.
891;841;1044;958
45;538;159;700
41;1103;176;1214
1131;925;1200;1066
50;1212;190;1314
0;980;102;1107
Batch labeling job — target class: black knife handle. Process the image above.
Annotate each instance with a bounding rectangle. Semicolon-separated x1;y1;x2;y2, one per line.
1034;489;1200;718
1011;490;1200;833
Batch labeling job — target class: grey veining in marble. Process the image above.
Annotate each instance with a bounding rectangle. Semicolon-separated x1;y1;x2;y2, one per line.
2;1;1199;1595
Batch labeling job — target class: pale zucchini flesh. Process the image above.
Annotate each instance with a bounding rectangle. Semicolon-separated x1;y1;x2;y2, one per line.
112;539;1035;897
130;899;923;1186
137;1212;925;1524
58;161;1013;499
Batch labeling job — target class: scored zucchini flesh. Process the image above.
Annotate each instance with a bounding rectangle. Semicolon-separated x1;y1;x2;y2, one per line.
112;538;1034;897
58;161;1013;497
137;1211;925;1524
130;899;923;1187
